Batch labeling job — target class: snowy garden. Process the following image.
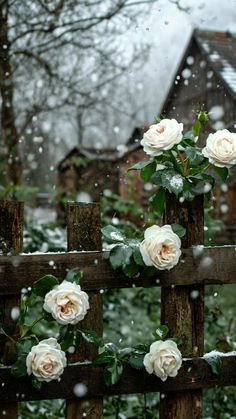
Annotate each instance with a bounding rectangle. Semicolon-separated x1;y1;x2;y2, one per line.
1;1;236;419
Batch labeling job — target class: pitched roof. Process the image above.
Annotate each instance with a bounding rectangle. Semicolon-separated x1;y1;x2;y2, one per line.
195;30;236;98
57;126;147;170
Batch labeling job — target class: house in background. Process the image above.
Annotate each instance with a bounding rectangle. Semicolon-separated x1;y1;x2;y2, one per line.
162;29;236;132
57;126;149;221
161;29;236;244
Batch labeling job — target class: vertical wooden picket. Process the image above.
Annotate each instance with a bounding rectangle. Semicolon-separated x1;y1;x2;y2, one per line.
66;203;103;419
160;193;204;419
0;200;24;419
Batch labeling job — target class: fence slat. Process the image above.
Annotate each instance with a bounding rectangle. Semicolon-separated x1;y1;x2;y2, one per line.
0;245;236;295
0;201;24;419
1;354;236;403
66;203;103;419
160;194;204;419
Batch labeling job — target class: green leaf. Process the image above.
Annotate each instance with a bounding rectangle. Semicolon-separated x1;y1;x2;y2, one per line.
150;169;164;185
16;338;37;355
60;329;75;352
149;187;165;218
109;245;133;269
161;170;184;195
64;269;83;285
105;342;119;354
129;355;145;369
131;244;144;266
182;180;195;201
118;347;134;358
128;160;154;171
168;150;184;175
11;356;27;377
93;351;115;365
153;325;169;340
32;378;42;390
79;329;103;347
102;225;125;243
213;166;229;182
123;258;139;278
171;223;186;238
104;360;123;386
140;160;156;181
205;354;221;375
32;275;59;297
185;147;205;165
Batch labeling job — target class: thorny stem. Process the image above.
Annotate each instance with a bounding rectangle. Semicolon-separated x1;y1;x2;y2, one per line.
177;151;188;176
1;328;16;345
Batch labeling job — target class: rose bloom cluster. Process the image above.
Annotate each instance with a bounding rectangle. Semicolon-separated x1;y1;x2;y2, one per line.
26;280;90;382
141;118;236;168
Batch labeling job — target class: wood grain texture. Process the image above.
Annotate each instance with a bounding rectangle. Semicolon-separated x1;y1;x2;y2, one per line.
0;201;24;419
66;203;103;419
160;193;204;419
0;246;236;296
0;355;236;403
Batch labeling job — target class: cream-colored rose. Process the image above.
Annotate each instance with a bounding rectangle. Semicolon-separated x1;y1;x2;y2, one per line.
140;225;181;270
143;339;182;381
26;338;67;382
202;129;236;168
43;280;89;325
141;119;183;157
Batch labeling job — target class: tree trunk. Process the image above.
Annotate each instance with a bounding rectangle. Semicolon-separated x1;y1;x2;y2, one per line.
0;0;22;186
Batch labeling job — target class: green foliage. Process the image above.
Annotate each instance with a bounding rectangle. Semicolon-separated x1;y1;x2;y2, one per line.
0;184;38;201
171;223;186;238
64;269;83;284
23;219;66;253
149;187;165;217
32;275;59;297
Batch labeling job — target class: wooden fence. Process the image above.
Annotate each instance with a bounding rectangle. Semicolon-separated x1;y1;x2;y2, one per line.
0;198;236;419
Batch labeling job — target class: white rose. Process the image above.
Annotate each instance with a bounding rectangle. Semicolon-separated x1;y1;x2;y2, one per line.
26;338;67;382
140;225;181;270
143;339;182;381
202;129;236;168
43;280;89;325
141;119;183;157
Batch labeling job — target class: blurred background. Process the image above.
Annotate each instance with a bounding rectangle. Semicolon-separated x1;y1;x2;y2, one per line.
1;0;236;194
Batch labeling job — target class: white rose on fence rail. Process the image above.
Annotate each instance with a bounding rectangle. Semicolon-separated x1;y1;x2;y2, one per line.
143;339;182;382
141;118;183;157
43;280;89;325
202;129;236;168
140;225;181;270
26;338;67;382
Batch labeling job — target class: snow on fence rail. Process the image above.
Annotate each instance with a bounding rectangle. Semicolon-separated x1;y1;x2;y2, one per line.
0;199;236;419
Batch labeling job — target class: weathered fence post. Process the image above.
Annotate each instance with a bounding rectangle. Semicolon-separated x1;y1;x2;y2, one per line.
0;200;24;419
66;202;103;419
160;193;204;419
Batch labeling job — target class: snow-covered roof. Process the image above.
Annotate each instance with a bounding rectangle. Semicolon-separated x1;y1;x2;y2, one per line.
195;30;236;98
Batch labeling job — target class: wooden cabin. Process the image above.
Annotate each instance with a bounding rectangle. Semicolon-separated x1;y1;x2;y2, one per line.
162;29;236;244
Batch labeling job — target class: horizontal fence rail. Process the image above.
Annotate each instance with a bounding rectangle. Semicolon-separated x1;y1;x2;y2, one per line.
1;355;236;403
0;246;235;296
